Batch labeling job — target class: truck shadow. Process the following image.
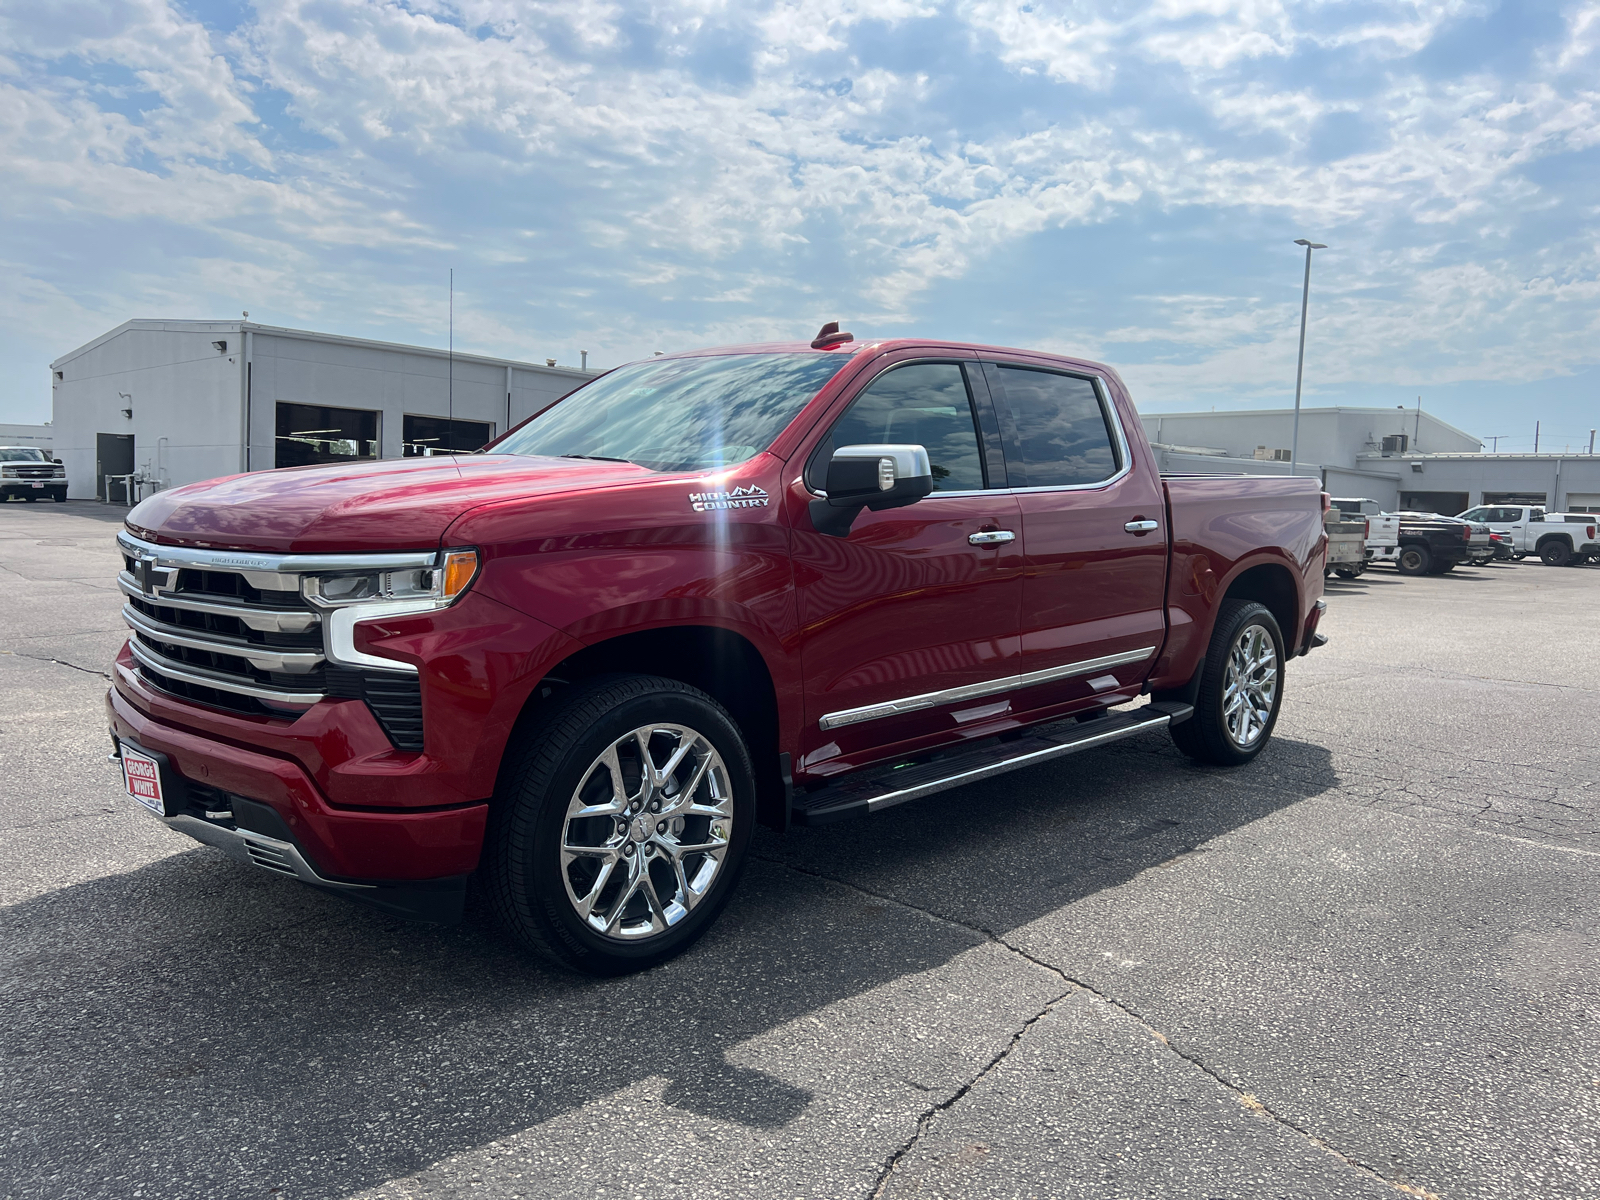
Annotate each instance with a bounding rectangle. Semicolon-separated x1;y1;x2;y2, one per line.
1;733;1336;1197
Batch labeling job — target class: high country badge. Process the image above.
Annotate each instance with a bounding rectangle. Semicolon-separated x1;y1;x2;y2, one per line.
688;485;769;512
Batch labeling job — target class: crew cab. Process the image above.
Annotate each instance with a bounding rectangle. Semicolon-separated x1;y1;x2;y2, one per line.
0;446;67;502
1459;505;1599;566
106;331;1328;974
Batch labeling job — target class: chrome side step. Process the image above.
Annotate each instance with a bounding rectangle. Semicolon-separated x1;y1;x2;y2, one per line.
790;702;1192;827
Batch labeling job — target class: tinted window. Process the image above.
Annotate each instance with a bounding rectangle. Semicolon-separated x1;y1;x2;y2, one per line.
1459;508;1486;521
0;448;47;462
997;367;1118;487
496;352;848;472
810;363;986;492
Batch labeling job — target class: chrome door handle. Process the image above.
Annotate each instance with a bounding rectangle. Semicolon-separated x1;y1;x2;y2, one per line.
1125;520;1160;534
968;530;1016;545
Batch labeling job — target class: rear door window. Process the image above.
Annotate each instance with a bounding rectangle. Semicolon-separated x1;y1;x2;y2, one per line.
992;366;1120;488
807;362;988;492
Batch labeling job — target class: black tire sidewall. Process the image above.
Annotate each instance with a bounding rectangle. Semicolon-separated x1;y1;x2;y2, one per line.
1179;600;1285;767
1397;546;1430;575
1540;541;1570;566
507;681;755;974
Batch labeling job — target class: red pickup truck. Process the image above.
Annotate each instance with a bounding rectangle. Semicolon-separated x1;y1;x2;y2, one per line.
108;331;1327;974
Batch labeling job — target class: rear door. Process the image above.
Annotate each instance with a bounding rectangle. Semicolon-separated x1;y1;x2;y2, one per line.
982;361;1168;713
788;353;1023;776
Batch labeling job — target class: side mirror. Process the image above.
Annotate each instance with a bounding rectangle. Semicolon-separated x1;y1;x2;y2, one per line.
809;444;933;538
52;459;63;465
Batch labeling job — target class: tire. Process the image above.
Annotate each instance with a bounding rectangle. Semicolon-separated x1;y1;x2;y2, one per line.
1396;544;1431;575
485;674;755;976
51;491;67;503
1539;540;1572;567
1170;599;1285;767
1333;567;1361;579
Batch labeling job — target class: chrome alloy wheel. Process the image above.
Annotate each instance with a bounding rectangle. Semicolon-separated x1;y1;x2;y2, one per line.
1222;624;1278;749
560;723;733;940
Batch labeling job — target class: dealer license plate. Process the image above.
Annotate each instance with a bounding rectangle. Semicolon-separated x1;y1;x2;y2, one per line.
121;745;166;815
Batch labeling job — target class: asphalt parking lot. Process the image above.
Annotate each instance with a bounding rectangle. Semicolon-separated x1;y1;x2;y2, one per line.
2;502;1597;1200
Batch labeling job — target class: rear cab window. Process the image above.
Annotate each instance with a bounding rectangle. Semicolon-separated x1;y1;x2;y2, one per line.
986;365;1122;488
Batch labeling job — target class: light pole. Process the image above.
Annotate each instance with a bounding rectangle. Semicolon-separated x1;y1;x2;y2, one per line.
1289;239;1327;477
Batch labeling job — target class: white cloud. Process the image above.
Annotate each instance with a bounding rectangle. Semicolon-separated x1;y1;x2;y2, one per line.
0;0;1597;425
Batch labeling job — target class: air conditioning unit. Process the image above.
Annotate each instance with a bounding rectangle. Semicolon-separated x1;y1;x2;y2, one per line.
1253;446;1292;462
1381;434;1409;454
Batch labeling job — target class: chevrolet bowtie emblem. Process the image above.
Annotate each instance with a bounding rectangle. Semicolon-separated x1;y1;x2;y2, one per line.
137;554;158;594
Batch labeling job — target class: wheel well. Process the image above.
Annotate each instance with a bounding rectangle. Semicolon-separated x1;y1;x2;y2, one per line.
1221;563;1299;647
1535;533;1572;549
530;626;786;829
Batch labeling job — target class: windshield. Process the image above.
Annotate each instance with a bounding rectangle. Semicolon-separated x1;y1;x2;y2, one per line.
0;448;47;462
494;353;851;472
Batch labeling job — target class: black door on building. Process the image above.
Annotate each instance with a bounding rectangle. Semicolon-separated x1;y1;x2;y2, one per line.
1399;490;1469;516
275;403;380;468
402;414;495;456
96;433;134;502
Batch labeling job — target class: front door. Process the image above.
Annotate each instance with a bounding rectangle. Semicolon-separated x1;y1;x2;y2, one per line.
789;355;1022;778
982;362;1168;713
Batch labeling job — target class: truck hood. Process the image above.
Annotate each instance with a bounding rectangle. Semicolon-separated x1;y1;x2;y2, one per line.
126;454;654;553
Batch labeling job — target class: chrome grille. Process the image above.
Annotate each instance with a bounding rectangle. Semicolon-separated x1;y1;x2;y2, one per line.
7;464;63;480
116;532;437;733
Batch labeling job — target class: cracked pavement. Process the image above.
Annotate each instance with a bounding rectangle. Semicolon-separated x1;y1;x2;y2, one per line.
2;503;1597;1199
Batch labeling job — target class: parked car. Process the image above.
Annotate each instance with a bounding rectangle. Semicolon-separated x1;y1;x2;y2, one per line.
1453;504;1599;564
107;331;1328;974
1487;530;1517;561
1389;512;1490;575
1324;506;1367;578
1457;504;1540;562
1329;498;1403;569
0;446;68;502
1526;514;1600;566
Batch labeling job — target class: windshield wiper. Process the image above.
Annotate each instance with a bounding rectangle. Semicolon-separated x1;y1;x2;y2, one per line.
560;453;633;463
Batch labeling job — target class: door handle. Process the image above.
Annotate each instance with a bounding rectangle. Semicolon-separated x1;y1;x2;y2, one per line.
1124;519;1160;534
968;530;1016;545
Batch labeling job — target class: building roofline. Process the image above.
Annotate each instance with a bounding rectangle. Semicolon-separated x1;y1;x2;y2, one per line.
1138;405;1481;445
1356;451;1600;462
50;319;595;379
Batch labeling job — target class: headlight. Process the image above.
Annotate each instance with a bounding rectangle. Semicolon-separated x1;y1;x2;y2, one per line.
302;548;479;672
303;548;478;609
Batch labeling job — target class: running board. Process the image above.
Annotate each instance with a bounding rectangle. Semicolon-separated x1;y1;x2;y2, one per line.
790;701;1193;826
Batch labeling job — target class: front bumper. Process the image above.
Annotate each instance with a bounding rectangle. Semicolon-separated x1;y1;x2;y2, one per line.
3;483;66;498
108;683;489;885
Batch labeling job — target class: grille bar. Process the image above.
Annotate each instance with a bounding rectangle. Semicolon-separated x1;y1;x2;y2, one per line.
117;573;319;632
123;604;323;674
128;638;324;706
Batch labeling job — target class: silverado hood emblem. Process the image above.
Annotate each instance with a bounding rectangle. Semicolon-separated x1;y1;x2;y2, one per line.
688;485;769;512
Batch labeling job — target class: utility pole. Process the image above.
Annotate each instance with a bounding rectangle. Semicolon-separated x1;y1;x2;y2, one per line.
1413;397;1421;449
1289;239;1327;476
448;269;454;446
1534;420;1540;454
1590;429;1596;455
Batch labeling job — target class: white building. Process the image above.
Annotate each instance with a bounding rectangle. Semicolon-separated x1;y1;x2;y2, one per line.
1134;404;1600;513
0;422;53;454
49;320;596;501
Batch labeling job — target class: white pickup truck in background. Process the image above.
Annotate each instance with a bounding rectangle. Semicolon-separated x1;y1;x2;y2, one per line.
1331;498;1400;568
1457;505;1600;566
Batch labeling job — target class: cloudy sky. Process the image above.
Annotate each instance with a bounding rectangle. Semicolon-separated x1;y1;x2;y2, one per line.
3;0;1598;450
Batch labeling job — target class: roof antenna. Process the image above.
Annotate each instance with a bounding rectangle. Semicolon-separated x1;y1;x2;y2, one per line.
448;268;454;439
810;321;853;349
